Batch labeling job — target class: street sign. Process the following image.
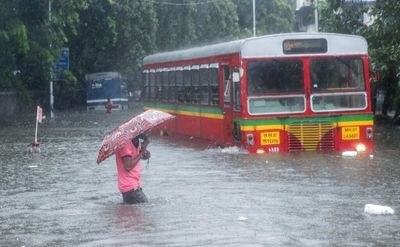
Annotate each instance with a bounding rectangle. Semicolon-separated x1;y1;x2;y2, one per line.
53;48;69;80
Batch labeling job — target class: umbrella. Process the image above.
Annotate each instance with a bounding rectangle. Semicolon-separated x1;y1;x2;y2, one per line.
96;109;174;164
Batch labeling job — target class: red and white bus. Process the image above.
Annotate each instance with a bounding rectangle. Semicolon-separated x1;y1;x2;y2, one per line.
142;33;374;154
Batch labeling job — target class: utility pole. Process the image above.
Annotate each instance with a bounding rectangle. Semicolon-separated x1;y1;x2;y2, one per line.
49;0;54;118
314;0;319;32
253;0;256;36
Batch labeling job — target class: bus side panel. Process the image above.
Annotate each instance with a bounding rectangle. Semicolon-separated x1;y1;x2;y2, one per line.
166;113;225;144
200;117;224;144
162;116;176;135
176;115;200;137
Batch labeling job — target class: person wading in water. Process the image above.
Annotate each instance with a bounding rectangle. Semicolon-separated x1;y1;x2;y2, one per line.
114;132;151;204
105;98;113;113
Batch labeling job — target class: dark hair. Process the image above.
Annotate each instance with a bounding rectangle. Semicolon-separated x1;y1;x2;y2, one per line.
132;132;149;148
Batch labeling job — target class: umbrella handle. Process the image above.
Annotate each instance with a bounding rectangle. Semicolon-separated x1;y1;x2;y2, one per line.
138;139;142;150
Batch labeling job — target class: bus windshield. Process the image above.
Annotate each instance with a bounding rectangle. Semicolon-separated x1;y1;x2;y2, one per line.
247;59;305;115
247;59;304;95
310;57;367;112
310;57;365;92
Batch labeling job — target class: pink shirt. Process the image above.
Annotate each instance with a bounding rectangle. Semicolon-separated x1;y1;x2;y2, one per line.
115;141;142;192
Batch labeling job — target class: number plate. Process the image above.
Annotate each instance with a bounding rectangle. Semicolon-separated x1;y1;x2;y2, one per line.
261;131;280;145
342;126;360;140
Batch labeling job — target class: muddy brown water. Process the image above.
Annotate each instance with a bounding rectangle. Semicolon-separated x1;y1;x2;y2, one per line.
1;108;399;246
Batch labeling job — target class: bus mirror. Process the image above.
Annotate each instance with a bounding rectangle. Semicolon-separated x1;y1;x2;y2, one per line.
232;71;240;83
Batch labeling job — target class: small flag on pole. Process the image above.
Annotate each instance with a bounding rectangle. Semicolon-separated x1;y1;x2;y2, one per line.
36;106;43;123
31;105;43;152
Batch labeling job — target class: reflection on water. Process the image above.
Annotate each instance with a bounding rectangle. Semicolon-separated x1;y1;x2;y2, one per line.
1;109;399;246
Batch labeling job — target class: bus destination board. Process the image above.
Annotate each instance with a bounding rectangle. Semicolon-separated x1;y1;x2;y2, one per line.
283;39;327;54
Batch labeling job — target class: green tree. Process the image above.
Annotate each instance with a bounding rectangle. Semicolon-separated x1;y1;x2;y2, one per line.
67;0;157;81
319;0;400;119
154;0;239;51
236;0;295;37
194;0;239;44
0;0;85;95
153;0;197;51
319;0;367;34
366;1;400;118
0;0;30;90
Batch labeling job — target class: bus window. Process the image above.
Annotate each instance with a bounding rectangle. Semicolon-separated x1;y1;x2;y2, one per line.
162;70;169;102
223;66;231;106
233;69;241;112
155;70;162;100
310;58;366;112
183;68;192;103
199;66;209;105
248;96;306;115
247;60;304;96
176;69;184;103
150;71;156;99
310;57;365;92
168;69;176;102
191;66;200;104
311;92;367;112
210;67;219;105
142;71;149;100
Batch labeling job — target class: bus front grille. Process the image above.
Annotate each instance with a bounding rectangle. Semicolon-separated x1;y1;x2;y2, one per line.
287;121;335;152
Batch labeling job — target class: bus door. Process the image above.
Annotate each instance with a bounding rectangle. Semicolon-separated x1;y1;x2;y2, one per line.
231;68;242;143
221;65;234;144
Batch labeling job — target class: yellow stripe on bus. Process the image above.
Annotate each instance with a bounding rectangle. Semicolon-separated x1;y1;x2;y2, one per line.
175;110;223;119
338;120;373;127
241;125;284;131
144;107;223;119
240;120;373;132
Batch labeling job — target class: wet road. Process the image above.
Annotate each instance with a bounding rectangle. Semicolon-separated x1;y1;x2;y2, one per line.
1;108;399;246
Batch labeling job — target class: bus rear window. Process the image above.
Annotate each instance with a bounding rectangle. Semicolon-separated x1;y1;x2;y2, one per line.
247;60;304;96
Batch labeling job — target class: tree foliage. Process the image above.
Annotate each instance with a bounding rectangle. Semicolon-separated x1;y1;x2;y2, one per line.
319;0;400;117
236;0;295;37
319;0;367;34
367;0;400;117
154;0;242;51
0;0;295;109
66;0;157;80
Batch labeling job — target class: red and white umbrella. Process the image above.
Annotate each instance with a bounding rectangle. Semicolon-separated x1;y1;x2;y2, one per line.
96;109;174;164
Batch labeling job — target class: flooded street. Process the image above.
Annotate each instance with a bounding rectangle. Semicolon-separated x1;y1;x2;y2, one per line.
1;107;399;246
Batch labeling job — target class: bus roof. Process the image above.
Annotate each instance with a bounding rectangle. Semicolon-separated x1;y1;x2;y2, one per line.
143;33;368;65
85;72;124;81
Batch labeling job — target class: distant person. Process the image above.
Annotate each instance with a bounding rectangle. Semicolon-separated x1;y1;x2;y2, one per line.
115;132;151;204
105;98;113;113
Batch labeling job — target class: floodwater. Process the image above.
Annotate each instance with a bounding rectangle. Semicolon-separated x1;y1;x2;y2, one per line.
1;106;399;247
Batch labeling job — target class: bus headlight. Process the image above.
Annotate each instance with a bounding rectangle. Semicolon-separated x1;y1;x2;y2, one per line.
246;133;254;146
256;149;265;154
366;127;373;140
356;143;366;152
